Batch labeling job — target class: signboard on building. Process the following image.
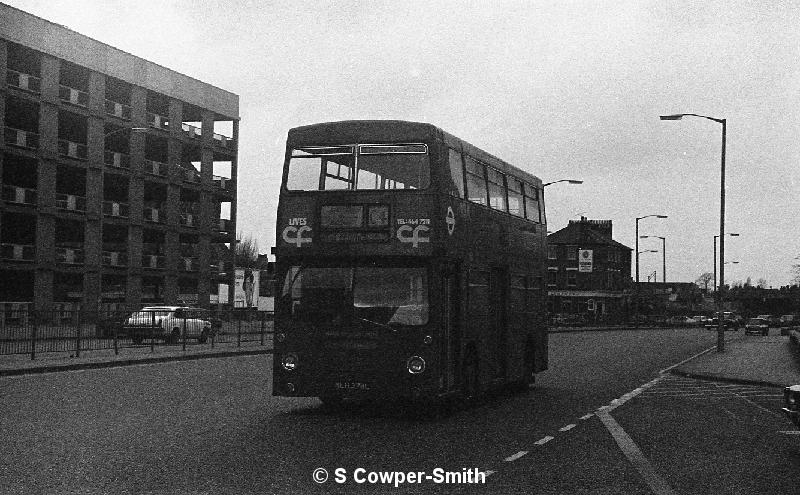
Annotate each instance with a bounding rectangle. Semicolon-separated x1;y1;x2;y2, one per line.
578;249;593;273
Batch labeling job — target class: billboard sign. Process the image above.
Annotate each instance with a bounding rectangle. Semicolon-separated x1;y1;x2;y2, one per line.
578;249;593;273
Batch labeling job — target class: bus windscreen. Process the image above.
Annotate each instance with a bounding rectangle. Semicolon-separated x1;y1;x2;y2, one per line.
281;266;428;326
286;144;429;191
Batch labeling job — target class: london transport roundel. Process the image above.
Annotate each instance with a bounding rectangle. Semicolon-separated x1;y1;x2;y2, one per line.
446;207;456;235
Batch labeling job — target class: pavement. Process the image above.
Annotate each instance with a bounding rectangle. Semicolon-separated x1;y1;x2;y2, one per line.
2;328;800;389
0;339;273;377
669;331;800;388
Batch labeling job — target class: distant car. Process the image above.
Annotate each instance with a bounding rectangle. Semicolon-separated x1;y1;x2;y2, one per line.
783;385;800;429
705;316;740;331
779;314;796;327
755;314;780;326
744;318;769;336
692;315;709;326
666;316;695;327
123;306;214;344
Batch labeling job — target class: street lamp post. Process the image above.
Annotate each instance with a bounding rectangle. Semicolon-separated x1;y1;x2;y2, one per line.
661;113;726;351
635;215;668;283
542;179;583;187
640;236;666;282
713;233;739;292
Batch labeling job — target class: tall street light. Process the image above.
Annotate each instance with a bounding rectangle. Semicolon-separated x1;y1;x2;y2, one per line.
542;179;583;187
635;215;668;283
661;113;726;351
640;236;666;282
714;233;739;292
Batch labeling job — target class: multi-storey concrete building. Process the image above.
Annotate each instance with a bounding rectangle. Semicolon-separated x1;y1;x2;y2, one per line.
546;217;632;323
0;4;239;313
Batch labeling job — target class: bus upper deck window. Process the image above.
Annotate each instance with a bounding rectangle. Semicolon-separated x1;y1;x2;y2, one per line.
286;146;354;191
357;144;429;190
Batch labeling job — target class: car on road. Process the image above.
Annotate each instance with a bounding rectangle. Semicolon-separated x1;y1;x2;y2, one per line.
123;306;215;344
744;317;770;336
692;315;709;327
779;314;796;327
783;385;800;429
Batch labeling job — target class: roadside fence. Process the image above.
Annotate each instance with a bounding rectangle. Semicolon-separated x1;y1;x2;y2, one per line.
0;308;273;360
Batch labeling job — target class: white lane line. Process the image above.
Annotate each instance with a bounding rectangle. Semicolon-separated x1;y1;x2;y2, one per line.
597;410;678;495
602;377;662;412
778;431;800;435
559;424;577;432
503;451;528;462
579;413;594;420
534;436;554;446
659;345;717;374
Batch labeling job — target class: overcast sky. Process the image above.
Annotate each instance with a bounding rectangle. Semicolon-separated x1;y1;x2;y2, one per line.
7;0;799;287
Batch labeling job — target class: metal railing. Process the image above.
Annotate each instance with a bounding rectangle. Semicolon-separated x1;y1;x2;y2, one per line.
0;309;274;359
56;193;86;212
105;99;131;120
5;127;39;149
7;69;42;93
59;139;88;160
1;185;37;205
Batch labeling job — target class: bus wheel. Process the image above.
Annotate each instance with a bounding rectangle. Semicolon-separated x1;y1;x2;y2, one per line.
462;352;479;402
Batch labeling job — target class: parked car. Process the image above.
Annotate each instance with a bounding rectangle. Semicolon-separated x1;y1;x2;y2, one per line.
783;385;800;429
755;314;781;327
744;318;770;336
123;306;214;344
704;315;740;331
692;315;709;326
779;314;797;327
666;316;695;327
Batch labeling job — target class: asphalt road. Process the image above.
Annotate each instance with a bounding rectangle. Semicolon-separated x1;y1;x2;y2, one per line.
1;328;798;494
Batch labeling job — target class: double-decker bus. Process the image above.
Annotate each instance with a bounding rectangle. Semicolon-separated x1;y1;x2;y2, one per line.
272;120;548;404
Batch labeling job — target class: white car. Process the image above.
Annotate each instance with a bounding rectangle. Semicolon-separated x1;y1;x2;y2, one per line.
124;306;214;344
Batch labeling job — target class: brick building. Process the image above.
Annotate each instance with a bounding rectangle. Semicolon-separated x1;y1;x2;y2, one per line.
546;217;632;323
0;4;239;313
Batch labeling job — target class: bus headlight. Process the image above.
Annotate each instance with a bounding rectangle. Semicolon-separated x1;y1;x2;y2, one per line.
407;356;426;374
282;353;298;371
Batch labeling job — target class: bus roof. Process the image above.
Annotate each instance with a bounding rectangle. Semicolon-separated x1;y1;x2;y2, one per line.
287;120;542;186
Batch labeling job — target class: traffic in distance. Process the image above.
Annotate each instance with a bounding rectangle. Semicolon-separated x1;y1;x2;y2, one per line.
272;120;548;405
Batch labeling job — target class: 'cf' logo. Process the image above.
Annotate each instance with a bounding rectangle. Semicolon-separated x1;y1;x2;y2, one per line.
282;226;312;247
397;225;430;248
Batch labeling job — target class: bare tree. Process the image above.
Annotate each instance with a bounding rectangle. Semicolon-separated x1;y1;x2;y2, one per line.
756;278;768;288
235;233;260;268
793;257;800;285
695;272;714;292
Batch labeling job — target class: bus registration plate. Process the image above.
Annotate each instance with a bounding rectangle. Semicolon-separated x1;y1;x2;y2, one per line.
335;381;370;391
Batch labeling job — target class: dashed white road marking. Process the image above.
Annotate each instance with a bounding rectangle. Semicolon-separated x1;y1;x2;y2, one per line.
579;413;594;420
778;431;800;435
534;436;554;446
559;424;576;432
503;451;528;462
